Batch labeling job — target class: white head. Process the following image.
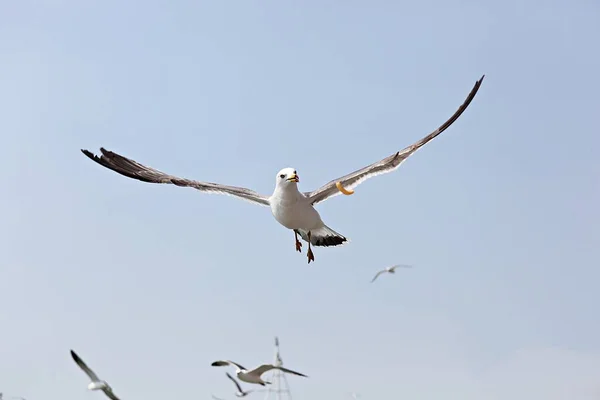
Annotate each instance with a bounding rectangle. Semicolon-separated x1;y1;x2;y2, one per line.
275;168;299;189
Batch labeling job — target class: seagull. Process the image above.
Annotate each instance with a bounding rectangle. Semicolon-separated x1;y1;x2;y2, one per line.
211;360;307;386
371;264;412;283
226;372;254;397
81;76;484;264
0;394;26;400
70;350;120;400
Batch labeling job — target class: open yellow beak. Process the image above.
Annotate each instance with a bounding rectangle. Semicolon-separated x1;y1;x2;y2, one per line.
287;174;299;183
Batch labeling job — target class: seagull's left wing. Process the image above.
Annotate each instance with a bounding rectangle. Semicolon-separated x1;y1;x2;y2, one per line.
304;75;484;206
82;148;270;207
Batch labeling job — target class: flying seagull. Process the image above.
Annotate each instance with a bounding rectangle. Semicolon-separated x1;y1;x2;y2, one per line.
226;372;254;397
81;75;484;264
371;264;412;283
0;394;26;400
70;350;120;400
211;360;307;386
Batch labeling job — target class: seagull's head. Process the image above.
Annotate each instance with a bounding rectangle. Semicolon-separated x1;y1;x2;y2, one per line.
276;168;299;187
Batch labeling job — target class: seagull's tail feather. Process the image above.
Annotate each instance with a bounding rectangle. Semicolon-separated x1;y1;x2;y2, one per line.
295;225;348;247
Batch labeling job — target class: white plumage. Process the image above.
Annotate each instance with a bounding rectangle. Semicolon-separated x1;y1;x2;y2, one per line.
81;75;484;263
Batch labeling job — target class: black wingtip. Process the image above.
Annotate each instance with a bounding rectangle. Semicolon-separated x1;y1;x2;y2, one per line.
70;349;78;360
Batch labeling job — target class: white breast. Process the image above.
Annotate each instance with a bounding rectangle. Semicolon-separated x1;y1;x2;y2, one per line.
270;190;322;231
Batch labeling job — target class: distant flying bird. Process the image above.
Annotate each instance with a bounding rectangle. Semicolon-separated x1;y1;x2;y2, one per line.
70;350;120;400
0;394;26;400
10;398;25;400
371;264;412;283
81;76;484;264
226;372;254;397
211;360;307;386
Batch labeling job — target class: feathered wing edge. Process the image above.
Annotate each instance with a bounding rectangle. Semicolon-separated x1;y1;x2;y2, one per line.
305;75;485;205
81;148;271;207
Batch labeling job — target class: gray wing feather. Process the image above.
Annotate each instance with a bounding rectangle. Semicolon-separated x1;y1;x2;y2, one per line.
102;389;120;400
390;264;412;272
70;350;100;382
81;148;270;207
371;270;385;283
277;366;308;377
305;75;485;205
212;360;246;370
252;364;307;377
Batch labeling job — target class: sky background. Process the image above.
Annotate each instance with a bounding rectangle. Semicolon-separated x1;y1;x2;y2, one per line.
1;1;599;399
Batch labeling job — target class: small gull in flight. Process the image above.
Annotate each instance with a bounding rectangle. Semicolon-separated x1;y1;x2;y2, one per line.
81;76;484;263
0;394;26;400
211;360;307;386
70;350;121;400
371;264;412;283
226;372;254;397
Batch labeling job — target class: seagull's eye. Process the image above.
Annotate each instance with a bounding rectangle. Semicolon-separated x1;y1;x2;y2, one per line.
280;174;286;179
293;170;296;174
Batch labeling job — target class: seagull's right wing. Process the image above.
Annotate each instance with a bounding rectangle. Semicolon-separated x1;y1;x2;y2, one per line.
82;148;270;207
371;270;385;283
226;372;243;392
70;350;100;382
102;389;120;400
212;360;247;370
276;366;308;377
252;364;308;378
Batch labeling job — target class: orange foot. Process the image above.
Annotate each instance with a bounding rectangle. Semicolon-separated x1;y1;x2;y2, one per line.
307;248;315;264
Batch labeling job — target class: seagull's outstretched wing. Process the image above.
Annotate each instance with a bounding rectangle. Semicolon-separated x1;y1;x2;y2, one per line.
81;148;271;207
226;372;243;392
304;75;485;206
252;364;308;378
389;264;412;272
277;366;308;377
370;270;386;283
70;350;100;382
101;389;120;400
212;360;247;370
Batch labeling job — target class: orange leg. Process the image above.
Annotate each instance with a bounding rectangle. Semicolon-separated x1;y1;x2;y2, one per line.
307;231;315;264
294;231;303;252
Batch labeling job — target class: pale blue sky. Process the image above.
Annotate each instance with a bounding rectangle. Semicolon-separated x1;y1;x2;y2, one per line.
1;1;599;399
